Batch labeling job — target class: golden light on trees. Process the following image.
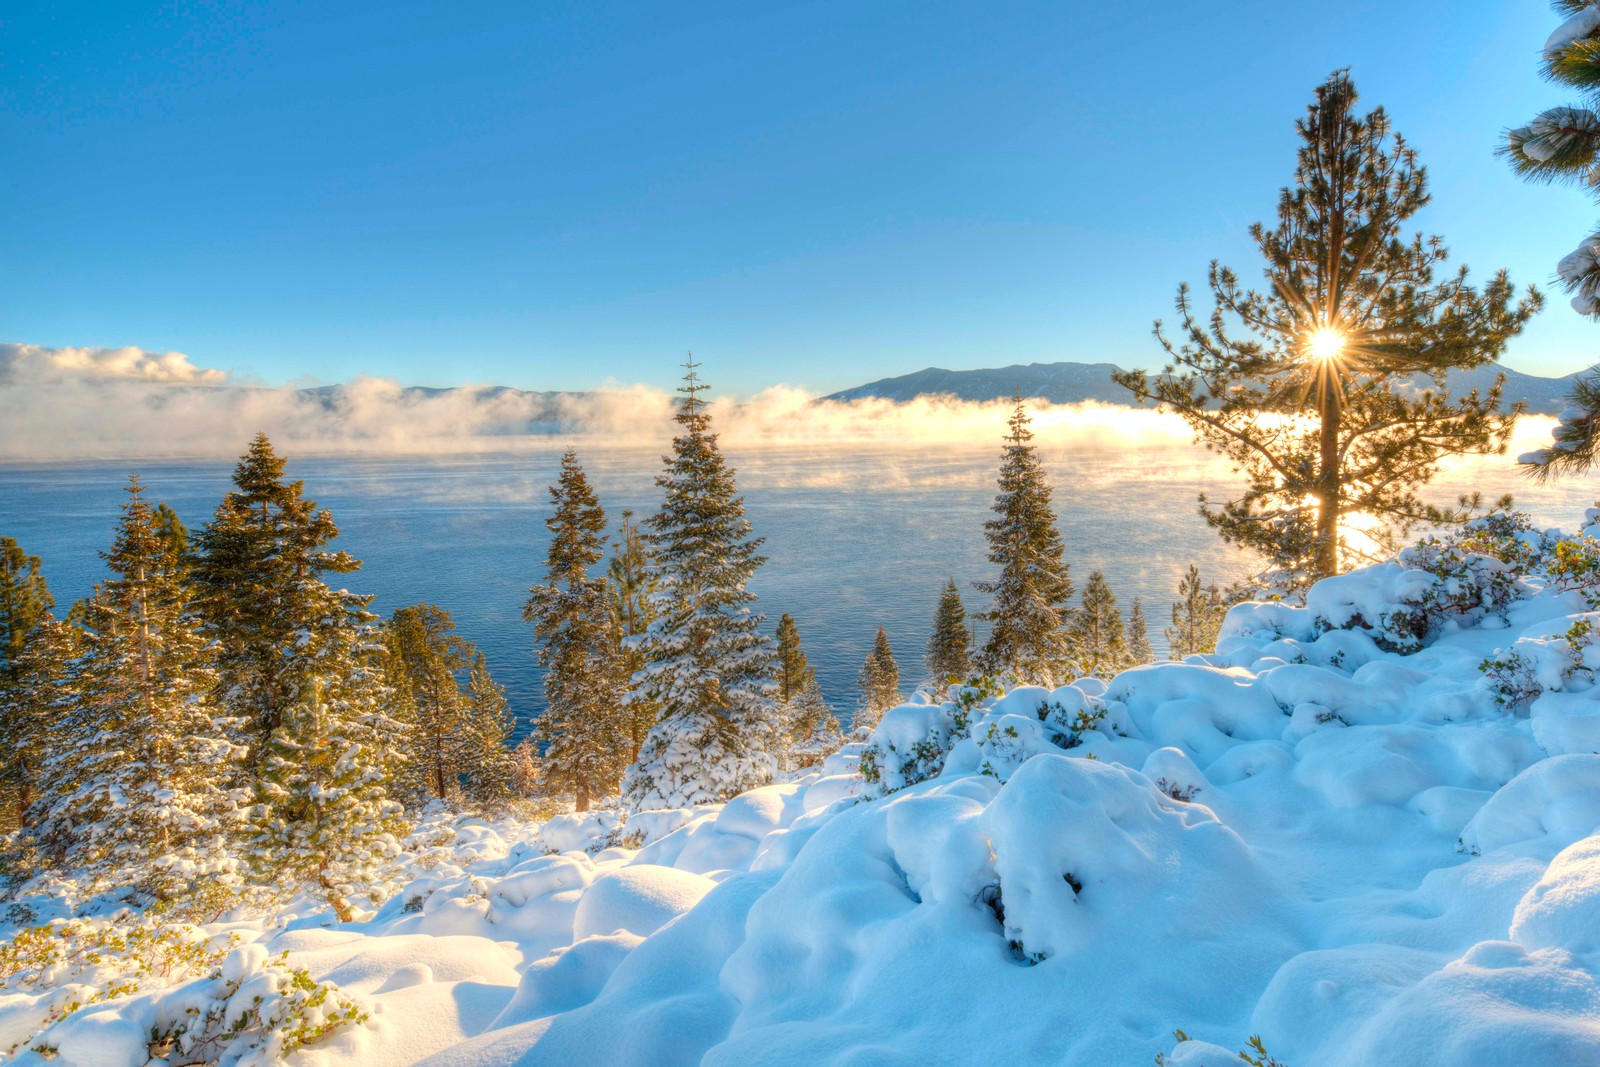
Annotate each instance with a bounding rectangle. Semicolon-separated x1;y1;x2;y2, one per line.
1306;327;1346;362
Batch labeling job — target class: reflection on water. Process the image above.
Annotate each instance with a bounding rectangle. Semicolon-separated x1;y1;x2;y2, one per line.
2;437;1592;734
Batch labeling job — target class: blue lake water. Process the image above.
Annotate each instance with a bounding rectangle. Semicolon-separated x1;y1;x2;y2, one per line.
2;439;1592;734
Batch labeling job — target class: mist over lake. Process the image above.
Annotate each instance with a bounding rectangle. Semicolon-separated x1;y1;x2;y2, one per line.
4;428;1588;734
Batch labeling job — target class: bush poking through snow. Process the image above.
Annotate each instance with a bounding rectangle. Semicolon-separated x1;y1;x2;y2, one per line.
1154;1030;1288;1067
1480;617;1599;711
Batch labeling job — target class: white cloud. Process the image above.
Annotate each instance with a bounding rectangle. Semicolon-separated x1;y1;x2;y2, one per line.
0;342;229;385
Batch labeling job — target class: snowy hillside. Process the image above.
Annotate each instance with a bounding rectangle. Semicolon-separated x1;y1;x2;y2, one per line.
13;515;1600;1064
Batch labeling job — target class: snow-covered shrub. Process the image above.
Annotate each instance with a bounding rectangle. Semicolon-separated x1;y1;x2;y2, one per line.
1544;535;1600;607
1480;616;1600;711
974;693;1107;781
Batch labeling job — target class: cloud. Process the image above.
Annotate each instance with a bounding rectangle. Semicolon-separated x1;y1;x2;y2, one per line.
0;343;229;385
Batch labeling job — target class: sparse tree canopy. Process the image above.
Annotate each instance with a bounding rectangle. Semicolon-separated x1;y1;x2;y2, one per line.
975;400;1075;684
1117;71;1540;590
1166;564;1229;659
1504;2;1600;479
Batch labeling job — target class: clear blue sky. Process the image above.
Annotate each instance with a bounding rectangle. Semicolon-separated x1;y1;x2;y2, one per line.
1;0;1592;393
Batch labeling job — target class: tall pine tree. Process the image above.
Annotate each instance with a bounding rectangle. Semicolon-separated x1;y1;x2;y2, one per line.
1066;570;1126;679
622;362;780;810
1116;71;1539;589
856;627;901;731
926;579;973;692
975;400;1075;685
1124;598;1154;668
774;613;814;703
1167;564;1229;659
0;537;56;830
525;450;628;811
31;478;244;897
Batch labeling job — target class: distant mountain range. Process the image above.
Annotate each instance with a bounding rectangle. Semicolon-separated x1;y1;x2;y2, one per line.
825;361;1580;414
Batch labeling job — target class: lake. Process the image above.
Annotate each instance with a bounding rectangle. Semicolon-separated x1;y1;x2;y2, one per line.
2;431;1591;733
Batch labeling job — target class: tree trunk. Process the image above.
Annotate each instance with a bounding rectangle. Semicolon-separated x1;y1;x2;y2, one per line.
1316;362;1343;579
576;780;591;812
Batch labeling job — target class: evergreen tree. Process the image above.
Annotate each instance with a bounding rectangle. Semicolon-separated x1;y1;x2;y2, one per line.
1124;598;1154;668
622;362;780;810
191;434;368;766
152;503;190;576
1116;72;1540;590
0;619;79;838
856;627;901;731
30;478;243;896
0;537;56;829
1066;571;1126;679
1504;3;1600;478
1167;564;1229;659
975;400;1075;685
510;736;543;798
774;613;814;703
925;579;973;692
525;450;628;811
785;676;842;771
606;509;658;761
383;604;513;808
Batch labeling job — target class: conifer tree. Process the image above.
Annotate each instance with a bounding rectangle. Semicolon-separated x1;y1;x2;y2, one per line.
1117;73;1539;589
383;604;513;807
785;676;842;771
975;400;1075;685
774;613;814;703
1167;564;1229;659
1066;571;1126;679
191;434;369;765
31;478;244;896
0;537;56;829
926;579;973;692
462;650;519;809
510;737;543;798
0;620;78;837
526;450;627;811
1124;598;1154;668
622;362;780;810
1504;3;1600;478
606;509;658;760
152;503;189;575
856;627;901;731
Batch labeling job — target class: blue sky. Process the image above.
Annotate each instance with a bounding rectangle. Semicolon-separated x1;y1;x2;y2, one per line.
1;0;1592;394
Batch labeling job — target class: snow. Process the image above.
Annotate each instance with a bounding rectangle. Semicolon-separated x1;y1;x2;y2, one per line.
22;519;1600;1063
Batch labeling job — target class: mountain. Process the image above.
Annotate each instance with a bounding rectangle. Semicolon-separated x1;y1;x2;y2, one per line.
826;360;1580;414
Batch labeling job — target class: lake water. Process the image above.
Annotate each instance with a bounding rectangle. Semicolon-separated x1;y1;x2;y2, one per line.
2;438;1594;734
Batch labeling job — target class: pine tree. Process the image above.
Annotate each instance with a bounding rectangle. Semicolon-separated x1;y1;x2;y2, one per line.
1066;571;1126;679
0;537;56;830
856;627;901;731
383;603;513;808
1124;598;1154;668
926;579;973;692
0;619;79;840
622;361;780;810
191;434;369;766
30;478;244;896
606;509;658;761
785;676;842;771
525;450;628;811
1504;3;1600;478
1117;72;1540;590
510;736;543;798
1167;564;1229;659
152;503;190;576
774;613;814;703
975;400;1075;685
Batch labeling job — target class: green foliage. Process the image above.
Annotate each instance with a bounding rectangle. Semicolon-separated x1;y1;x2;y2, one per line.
976;400;1075;685
774;612;814;703
926;578;974;693
856;626;901;730
1167;564;1228;659
1124;598;1154;668
1066;570;1126;678
606;508;659;762
1480;617;1596;710
1119;71;1539;587
0;536;55;831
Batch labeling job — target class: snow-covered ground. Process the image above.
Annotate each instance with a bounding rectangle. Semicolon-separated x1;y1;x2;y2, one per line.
13;516;1600;1065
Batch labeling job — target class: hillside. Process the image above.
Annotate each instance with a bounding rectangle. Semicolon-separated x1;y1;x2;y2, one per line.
828;360;1580;414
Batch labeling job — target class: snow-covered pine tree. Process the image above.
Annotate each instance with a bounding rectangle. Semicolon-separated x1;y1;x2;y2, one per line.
856;626;901;731
1117;71;1539;588
510;737;543;798
0;537;56;830
1066;570;1126;679
975;400;1075;685
382;603;512;807
525;450;628;811
191;434;369;767
1124;598;1154;668
1166;564;1228;658
462;649;519;810
786;676;842;771
774;613;814;703
607;509;658;762
30;478;244;897
926;578;973;692
622;361;780;810
1504;3;1600;478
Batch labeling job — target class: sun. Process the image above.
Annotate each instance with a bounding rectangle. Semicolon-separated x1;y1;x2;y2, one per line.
1307;327;1346;361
